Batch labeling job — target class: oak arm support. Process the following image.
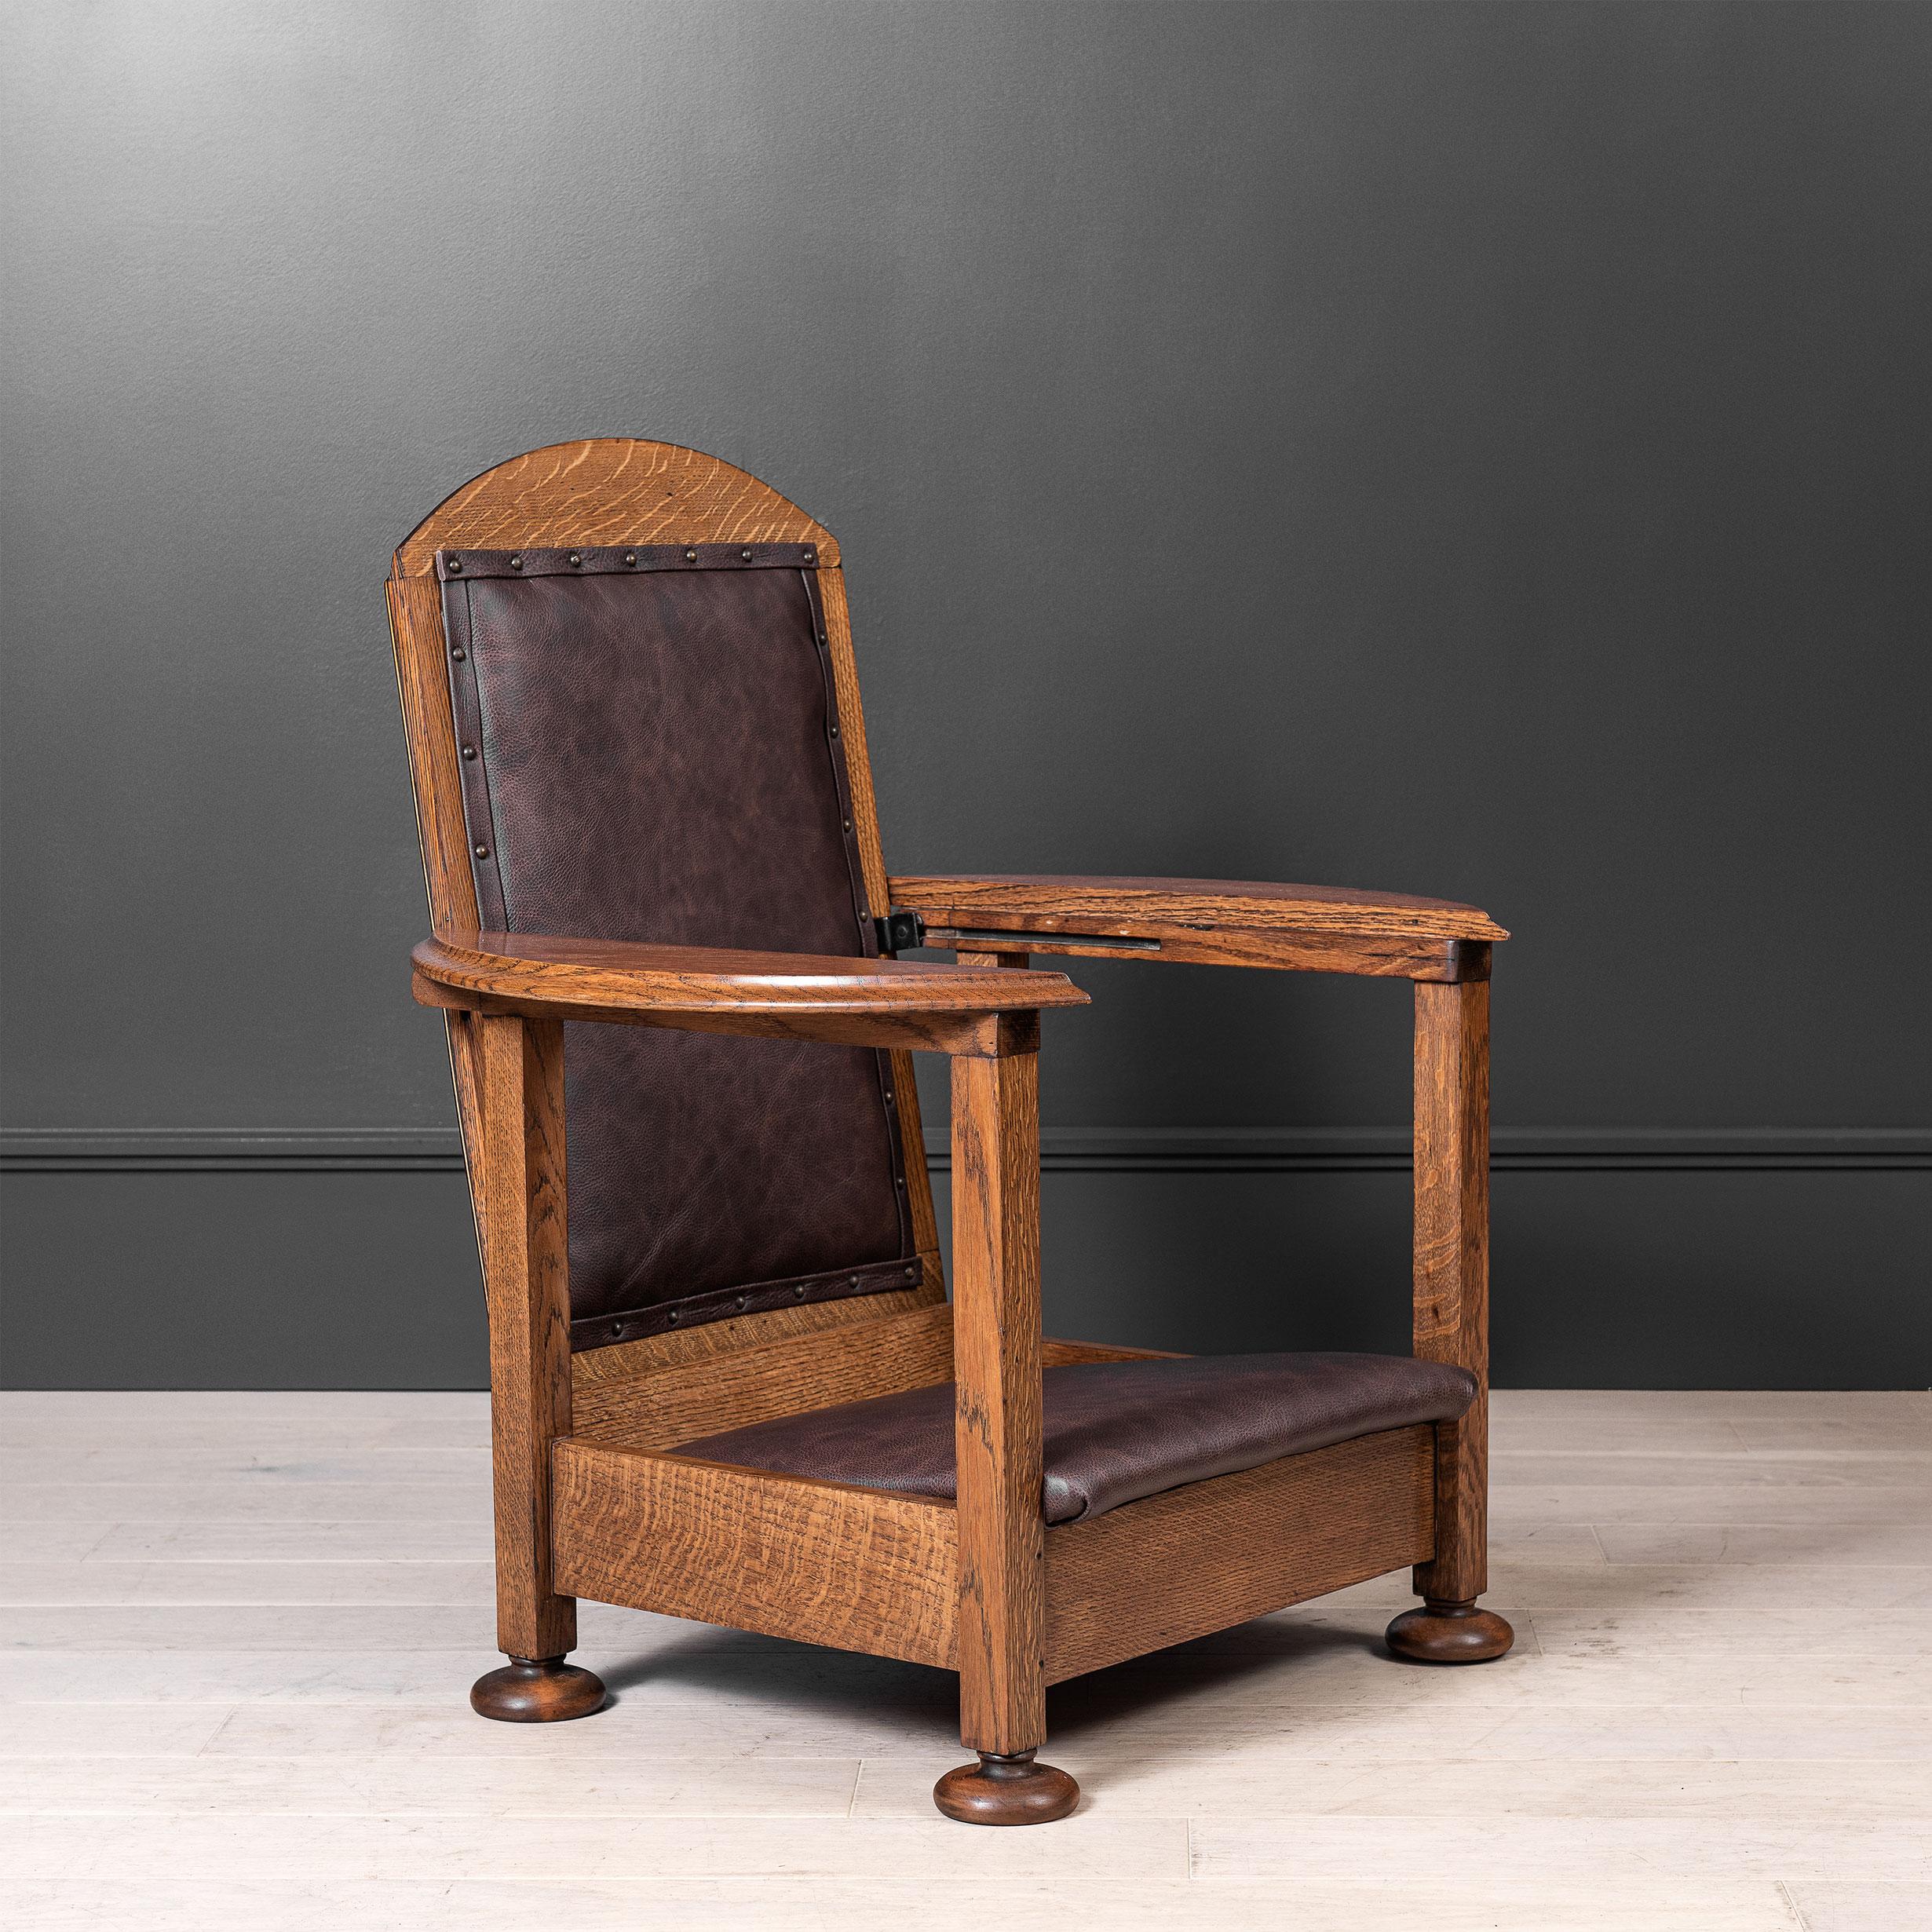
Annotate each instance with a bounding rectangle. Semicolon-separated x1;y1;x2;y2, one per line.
412;930;1087;1058
889;874;1505;980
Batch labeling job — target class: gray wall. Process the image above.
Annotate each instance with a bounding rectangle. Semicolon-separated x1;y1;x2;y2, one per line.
4;2;1927;1387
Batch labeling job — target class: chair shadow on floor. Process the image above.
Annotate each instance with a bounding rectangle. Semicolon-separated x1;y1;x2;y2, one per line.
581;1601;1392;1780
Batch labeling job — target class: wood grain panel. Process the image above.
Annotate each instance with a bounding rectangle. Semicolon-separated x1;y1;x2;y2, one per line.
927;920;1480;981
571;1284;937;1387
1039;1337;1186;1365
893;875;1507;943
550;1444;958;1668
570;1303;956;1448
392;440;838;576
1044;1426;1436;1682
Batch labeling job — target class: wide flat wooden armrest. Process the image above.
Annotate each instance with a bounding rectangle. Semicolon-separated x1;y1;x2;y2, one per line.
888;875;1506;981
412;930;1086;1057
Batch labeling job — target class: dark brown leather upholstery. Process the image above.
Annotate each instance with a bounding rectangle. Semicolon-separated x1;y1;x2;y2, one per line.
437;545;916;1348
674;1353;1478;1524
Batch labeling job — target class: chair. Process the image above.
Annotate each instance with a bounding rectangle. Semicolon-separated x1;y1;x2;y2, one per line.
386;439;1513;1826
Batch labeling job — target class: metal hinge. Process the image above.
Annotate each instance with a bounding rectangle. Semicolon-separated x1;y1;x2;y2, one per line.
873;911;926;955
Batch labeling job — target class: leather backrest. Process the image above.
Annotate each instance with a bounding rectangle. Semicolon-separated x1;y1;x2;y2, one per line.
436;543;919;1348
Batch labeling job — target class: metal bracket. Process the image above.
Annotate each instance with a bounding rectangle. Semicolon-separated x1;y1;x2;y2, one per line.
874;910;927;955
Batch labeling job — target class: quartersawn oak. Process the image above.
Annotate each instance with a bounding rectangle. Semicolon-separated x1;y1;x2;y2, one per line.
546;1430;1440;1690
466;1013;604;1722
1390;978;1515;1665
391;439;840;578
948;1050;1055;1769
893;874;1505;942
895;875;1502;982
412;931;1083;1059
553;1444;959;1667
1045;1426;1434;1681
385;437;1514;1826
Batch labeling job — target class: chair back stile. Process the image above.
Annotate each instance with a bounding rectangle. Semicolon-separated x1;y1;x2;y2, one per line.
388;440;947;1381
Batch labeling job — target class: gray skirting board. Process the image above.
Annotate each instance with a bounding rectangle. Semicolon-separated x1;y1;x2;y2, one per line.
2;1128;1925;1391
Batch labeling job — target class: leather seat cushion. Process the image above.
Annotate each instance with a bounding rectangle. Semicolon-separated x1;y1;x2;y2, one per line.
674;1351;1477;1525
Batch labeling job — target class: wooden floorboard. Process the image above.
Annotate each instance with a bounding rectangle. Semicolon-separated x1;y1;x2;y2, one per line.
0;1388;1926;1930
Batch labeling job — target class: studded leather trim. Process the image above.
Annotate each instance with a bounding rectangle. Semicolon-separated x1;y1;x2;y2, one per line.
436;542;820;580
440;583;509;929
574;1255;924;1351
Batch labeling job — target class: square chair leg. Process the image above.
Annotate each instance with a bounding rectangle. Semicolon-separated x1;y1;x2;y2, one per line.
938;1036;1078;1821
469;1013;608;1721
1388;980;1514;1666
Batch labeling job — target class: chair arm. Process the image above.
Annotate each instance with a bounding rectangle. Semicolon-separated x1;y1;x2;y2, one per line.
887;875;1505;981
412;929;1087;1057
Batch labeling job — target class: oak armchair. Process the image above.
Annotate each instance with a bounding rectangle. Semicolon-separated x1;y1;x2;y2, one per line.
388;440;1511;1827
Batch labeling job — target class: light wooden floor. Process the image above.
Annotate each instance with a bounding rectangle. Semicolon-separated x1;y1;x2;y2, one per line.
2;1390;1927;1931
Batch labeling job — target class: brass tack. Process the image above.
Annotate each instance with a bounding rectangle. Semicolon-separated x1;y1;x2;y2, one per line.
567;552;582;567
508;555;522;569
740;548;754;561
461;745;476;760
446;557;462;572
829;723;839;737
450;647;466;661
612;1323;626;1340
473;843;488;858
849;1276;860;1290
793;1285;806;1299
904;1266;916;1281
883;1089;893;1102
623;552;637;566
736;1295;750;1310
667;1309;679;1324
684;549;698;562
842;818;853;833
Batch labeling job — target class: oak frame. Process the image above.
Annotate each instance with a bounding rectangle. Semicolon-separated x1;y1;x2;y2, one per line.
389;439;1510;1822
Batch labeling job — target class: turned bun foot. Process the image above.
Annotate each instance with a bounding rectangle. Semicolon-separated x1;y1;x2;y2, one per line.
1386;1599;1514;1664
933;1750;1079;1825
469;1656;608;1722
